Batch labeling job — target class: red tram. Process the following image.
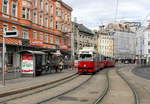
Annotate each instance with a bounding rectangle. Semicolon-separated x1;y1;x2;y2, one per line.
77;47;115;74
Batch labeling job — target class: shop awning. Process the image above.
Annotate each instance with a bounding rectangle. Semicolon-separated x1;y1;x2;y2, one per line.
18;50;46;55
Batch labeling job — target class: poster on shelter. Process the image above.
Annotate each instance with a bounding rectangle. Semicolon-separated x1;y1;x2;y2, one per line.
22;54;34;74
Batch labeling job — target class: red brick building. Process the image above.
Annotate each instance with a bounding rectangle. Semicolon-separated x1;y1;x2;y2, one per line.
0;0;72;69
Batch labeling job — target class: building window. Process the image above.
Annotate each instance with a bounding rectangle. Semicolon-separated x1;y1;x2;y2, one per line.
148;49;150;53
50;35;53;43
50;16;53;29
12;2;17;17
56;36;60;45
46;2;48;13
22;29;29;39
148;41;150;46
3;0;9;14
39;32;43;40
62;10;65;20
56;8;59;16
34;0;37;6
12;26;16;31
33;31;37;40
33;10;37;24
27;8;30;19
22;7;26;18
50;4;53;14
45;34;48;43
56;21;59;30
40;0;43;10
45;15;49;27
3;24;8;32
40;13;43;25
62;24;65;32
22;7;30;19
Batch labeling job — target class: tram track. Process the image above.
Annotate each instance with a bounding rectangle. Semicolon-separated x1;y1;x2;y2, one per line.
93;70;109;104
0;73;79;103
93;66;138;104
116;68;140;104
38;68;110;104
93;66;123;104
2;74;92;104
38;75;93;104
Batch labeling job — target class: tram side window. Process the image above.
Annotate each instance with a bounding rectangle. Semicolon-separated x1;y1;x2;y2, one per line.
101;55;104;61
93;53;97;61
99;54;101;61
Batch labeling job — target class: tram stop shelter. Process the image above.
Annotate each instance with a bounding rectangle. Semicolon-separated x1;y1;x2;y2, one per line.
19;50;46;77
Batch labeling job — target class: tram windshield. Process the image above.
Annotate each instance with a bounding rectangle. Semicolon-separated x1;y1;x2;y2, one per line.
79;54;93;61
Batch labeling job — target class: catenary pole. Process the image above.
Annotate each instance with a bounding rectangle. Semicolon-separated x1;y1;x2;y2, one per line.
2;32;6;86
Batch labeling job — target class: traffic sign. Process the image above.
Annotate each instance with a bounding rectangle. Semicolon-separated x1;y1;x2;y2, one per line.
4;30;18;37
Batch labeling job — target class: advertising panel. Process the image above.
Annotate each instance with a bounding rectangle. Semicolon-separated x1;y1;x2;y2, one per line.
22;54;34;74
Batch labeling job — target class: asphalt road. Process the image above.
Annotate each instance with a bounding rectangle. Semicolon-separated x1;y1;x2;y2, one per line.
133;66;150;79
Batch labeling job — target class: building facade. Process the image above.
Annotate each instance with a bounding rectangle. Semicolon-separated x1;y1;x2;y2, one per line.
97;33;114;57
0;0;72;70
105;23;137;62
143;25;150;63
135;27;145;61
73;23;96;58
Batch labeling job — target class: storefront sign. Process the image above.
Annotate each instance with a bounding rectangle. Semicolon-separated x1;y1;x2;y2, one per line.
22;54;34;74
4;30;18;37
74;60;78;68
30;41;43;46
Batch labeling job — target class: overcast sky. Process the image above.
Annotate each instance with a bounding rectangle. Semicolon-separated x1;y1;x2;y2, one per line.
63;0;150;29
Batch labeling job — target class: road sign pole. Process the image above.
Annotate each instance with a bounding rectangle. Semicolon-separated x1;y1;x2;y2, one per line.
1;30;18;86
2;33;6;86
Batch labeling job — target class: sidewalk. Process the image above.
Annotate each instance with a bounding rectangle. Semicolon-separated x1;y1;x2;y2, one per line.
0;69;77;97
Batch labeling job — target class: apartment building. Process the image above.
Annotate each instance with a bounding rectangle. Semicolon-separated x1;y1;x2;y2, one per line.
143;25;150;63
0;0;72;69
97;32;114;57
73;23;96;58
106;23;137;62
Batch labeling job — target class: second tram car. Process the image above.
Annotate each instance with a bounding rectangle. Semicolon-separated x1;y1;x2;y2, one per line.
103;57;116;67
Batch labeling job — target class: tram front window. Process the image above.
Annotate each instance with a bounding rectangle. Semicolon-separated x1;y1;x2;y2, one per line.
79;54;93;61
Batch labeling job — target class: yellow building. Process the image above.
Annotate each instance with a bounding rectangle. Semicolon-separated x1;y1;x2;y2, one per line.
98;33;114;57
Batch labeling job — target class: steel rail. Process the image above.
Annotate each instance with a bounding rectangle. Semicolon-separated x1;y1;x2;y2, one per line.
38;75;93;104
93;70;109;104
116;69;140;104
0;73;79;103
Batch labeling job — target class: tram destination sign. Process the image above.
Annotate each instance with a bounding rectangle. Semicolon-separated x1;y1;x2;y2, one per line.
4;30;18;37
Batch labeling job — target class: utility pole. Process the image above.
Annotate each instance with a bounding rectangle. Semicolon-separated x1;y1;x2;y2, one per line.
71;17;76;67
